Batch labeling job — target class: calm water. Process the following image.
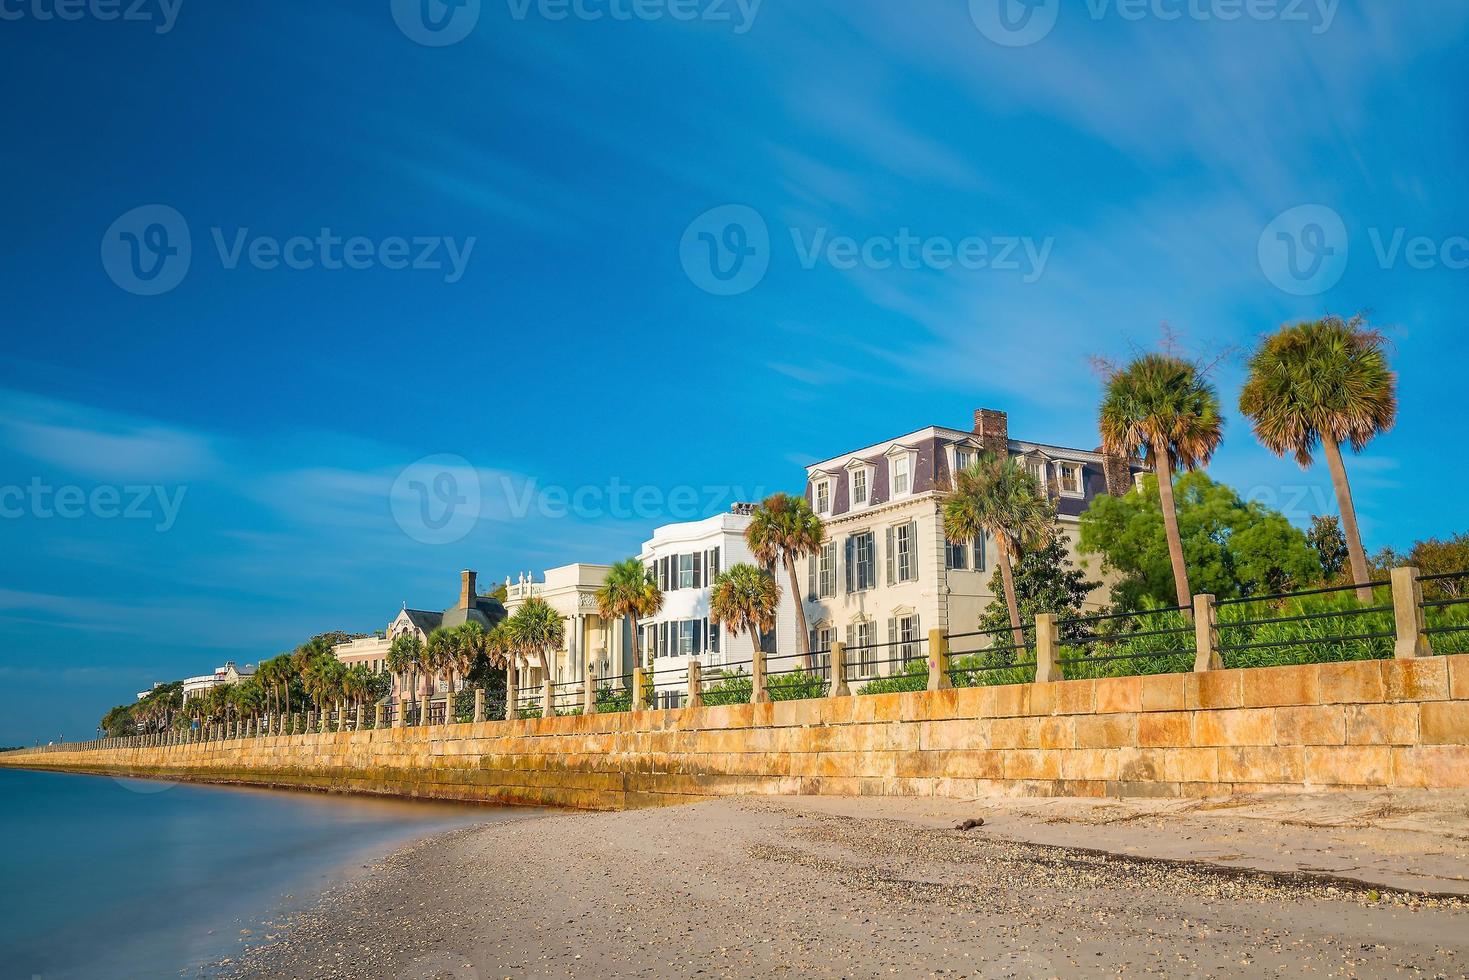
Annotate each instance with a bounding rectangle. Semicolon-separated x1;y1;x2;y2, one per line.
0;767;524;980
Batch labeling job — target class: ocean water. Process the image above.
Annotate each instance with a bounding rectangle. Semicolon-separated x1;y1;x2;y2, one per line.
0;767;522;979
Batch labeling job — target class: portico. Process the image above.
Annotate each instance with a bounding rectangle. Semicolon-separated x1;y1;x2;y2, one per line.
504;564;632;692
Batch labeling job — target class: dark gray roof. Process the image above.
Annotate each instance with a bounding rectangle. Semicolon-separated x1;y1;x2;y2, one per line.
403;609;444;634
439;595;504;631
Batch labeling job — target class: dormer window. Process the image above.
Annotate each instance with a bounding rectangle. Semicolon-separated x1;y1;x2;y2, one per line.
1024;458;1045;486
892;453;911;496
955;448;974;472
852;468;868;506
814;479;831;515
1058;461;1084;496
845;458;873;509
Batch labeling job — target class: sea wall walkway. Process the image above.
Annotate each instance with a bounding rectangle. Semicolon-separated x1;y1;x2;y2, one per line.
5;655;1468;808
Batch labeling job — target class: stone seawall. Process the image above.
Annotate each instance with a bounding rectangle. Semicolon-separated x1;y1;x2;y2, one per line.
6;656;1468;809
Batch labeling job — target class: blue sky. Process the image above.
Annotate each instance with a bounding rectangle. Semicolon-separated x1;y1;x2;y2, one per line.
1;1;1466;743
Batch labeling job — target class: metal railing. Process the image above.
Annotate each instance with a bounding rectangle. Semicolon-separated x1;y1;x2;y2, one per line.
1421;570;1469;655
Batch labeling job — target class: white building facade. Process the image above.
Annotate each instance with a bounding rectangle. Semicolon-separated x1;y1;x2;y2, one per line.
503;563;631;692
638;509;801;707
801;409;1137;684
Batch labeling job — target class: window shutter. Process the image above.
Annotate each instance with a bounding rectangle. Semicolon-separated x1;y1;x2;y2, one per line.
908;521;919;580
808;553;818;602
694;619;704;655
659;621;668;657
844;537;855;593
885;527;896;585
693;552;703;589
887;618;897;670
975;533;986;571
711;547;720;577
709;620;720;653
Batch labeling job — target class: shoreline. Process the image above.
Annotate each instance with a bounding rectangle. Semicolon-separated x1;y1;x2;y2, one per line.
214;792;1469;979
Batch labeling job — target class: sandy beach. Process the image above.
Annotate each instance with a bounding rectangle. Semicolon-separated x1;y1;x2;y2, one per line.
214;792;1469;979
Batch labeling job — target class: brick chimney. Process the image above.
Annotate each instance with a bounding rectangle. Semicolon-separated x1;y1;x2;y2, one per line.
973;408;1009;455
1100;449;1133;498
459;569;476;609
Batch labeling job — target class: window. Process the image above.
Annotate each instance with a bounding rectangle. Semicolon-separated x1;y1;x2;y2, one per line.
891;613;921;666
708;547;720;580
707;619;721;656
946;538;967;570
846;532;876;592
852;468;868;506
892;454;911;496
847;620;876;677
810;625;834;680
1025;458;1045;485
886;521;918;584
818;540;836;597
974;532;987;571
677;620;699;656
1059;461;1084;496
678;553;695;590
814;479;831;515
955;447;974;473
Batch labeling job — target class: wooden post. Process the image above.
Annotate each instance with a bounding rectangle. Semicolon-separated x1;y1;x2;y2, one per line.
630;666;647;712
927;628;951;691
1193;594;1223;671
750;644;770;704
686;660;703;710
828;641;851;698
1392;566;1430;659
1034;613;1060;684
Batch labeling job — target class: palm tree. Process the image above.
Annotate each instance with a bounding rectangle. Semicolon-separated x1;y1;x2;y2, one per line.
1099;351;1224;609
745;493;824;668
595;558;663;671
943;452;1055;650
709;563;782;660
343;664;375;720
304;655;346;725
387;633;424;715
1239;315;1396;602
450;622;487;693
425;628;456;706
506;597;566;715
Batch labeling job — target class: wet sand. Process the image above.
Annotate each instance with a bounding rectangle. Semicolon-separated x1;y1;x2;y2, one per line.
215;792;1469;978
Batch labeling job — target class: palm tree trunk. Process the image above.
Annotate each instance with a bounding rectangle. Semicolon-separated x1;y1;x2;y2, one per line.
997;536;1026;652
1151;437;1193;609
1322;438;1374;603
782;553;813;670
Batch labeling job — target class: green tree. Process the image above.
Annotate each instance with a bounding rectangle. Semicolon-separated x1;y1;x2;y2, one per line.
1402;534;1469;600
943;452;1054;649
744;493;824;668
1239;315;1397;601
1099;352;1225;608
595;558;663;670
387;633;425;712
505;597;566;703
1079;471;1323;607
1307;515;1349;581
977;537;1097;644
424;628;456;701
709;563;781;660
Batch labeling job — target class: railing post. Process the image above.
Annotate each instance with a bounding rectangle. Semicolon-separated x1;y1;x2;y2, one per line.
686;660;703;710
505;661;518;720
355;705;365;730
750;645;770;704
630;666;647;712
1193;594;1222;671
828;642;851;698
473;690;484;723
542;678;554;719
583;660;598;716
927;629;951;691
1392;565;1430;659
1034;613;1060;684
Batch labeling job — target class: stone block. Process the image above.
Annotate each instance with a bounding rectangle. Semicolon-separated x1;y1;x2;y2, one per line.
1304;746;1392;787
1391;746;1469;789
1317;660;1386;705
1193;708;1275;746
1059;748;1119;781
1241;665;1319;708
1193;670;1243;710
1273;705;1346;746
990;684;1030;718
1217;745;1304;784
1381;658;1450;702
1073;713;1136;749
1093;676;1141;714
1419;702;1469;745
1451;655;1469;700
990;717;1041;749
1140;673;1188;712
1038;716;1075;750
1117;747;1167;783
1002;750;1062;781
920;719;986;752
1137;712;1191;748
1050;679;1096;716
1345;704;1418;745
1164;747;1219;784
